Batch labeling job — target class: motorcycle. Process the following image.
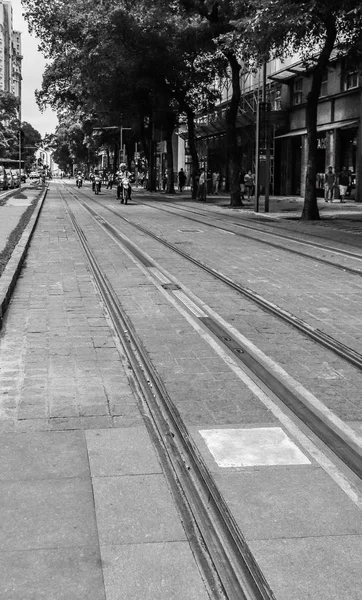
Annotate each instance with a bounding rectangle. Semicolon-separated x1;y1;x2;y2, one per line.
76;176;83;188
94;177;101;195
121;177;130;204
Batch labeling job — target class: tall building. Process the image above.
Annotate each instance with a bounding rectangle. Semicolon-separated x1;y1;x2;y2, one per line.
0;1;22;98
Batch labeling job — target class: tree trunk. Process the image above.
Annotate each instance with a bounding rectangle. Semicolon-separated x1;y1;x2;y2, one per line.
185;107;199;199
302;15;337;220
225;52;242;207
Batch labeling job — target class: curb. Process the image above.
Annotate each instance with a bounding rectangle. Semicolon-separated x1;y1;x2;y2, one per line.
0;185;48;328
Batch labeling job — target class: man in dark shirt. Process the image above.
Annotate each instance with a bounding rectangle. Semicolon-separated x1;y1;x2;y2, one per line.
338;166;351;203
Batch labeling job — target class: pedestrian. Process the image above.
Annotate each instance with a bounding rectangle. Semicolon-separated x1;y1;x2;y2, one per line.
324;166;336;202
212;170;220;194
162;172;167;191
178;168;186;192
337;166;351;203
106;172;114;190
244;170;255;200
207;169;212;194
197;168;206;201
240;169;246;200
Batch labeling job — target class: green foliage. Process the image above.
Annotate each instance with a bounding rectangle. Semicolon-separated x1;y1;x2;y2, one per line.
0;91;20;158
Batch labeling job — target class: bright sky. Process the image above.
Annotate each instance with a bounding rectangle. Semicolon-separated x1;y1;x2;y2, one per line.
12;0;58;137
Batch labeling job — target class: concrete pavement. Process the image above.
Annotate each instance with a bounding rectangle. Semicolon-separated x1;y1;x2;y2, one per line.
1;181;362;599
0;184;211;600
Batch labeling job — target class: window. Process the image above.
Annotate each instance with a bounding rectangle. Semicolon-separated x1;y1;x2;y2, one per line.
342;68;358;91
273;86;282;110
292;77;303;105
319;69;328;97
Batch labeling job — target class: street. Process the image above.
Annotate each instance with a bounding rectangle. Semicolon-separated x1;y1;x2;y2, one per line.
1;180;362;599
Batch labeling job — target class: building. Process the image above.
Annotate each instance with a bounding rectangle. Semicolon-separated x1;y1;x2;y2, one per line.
0;1;22;98
192;51;362;201
35;146;55;175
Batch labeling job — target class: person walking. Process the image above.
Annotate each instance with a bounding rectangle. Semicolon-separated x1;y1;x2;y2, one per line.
197;168;206;201
207;169;212;194
212;170;220;194
106;172;114;190
178;168;186;192
240;169;246;200
244;170;255;200
324;166;336;202
337;166;351;203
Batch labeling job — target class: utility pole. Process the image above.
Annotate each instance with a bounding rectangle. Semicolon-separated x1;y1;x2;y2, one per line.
119;127;131;166
262;63;270;213
254;69;261;213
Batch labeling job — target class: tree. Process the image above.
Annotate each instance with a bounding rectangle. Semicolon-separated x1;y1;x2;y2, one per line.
21;122;42;170
179;0;249;207
24;0;225;195
0;91;20;158
240;0;362;219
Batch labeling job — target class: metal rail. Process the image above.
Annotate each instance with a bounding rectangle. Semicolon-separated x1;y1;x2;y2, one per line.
60;189;277;600
131;197;362;276
63;186;362;480
75;190;362;373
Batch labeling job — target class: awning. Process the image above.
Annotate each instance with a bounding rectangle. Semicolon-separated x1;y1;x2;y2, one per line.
275;119;359;139
269;49;340;83
177;113;253;141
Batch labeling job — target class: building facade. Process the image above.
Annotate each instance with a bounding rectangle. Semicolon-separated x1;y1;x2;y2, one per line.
192;52;362;201
0;1;22;98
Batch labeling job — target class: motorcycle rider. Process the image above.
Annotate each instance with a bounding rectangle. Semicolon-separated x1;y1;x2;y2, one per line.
116;163;132;203
76;171;83;188
94;172;101;194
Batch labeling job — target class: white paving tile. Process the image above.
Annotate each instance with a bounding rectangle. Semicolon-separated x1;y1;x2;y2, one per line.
199;427;311;467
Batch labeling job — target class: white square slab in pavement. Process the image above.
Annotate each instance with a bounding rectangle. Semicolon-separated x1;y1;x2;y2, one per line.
199;427;311;467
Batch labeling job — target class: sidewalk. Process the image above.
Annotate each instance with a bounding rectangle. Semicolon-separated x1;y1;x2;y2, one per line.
0;184;210;599
160;187;362;219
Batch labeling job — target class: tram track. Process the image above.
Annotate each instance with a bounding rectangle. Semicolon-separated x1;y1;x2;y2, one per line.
65;184;362;374
62;185;362;477
59;187;277;600
132;197;362;276
58;183;362;594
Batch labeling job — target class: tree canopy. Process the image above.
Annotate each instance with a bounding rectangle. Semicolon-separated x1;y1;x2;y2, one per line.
22;0;362;216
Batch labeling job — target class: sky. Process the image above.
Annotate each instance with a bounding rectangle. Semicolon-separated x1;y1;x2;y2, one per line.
12;0;59;137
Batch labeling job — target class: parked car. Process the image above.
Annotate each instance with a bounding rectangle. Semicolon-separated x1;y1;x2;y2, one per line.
11;169;20;187
0;166;8;190
5;169;14;189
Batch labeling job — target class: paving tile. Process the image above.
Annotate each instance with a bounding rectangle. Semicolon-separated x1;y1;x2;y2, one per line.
0;431;89;480
0;478;97;550
92;474;186;545
250;535;362;600
86;427;162;477
0;546;105;600
101;542;209;600
213;466;362;540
